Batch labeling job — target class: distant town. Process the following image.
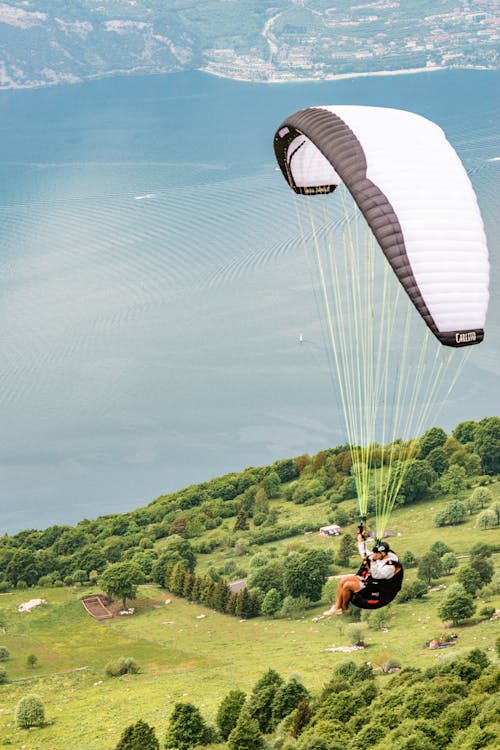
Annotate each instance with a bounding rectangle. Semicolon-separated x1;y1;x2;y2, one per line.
0;1;498;88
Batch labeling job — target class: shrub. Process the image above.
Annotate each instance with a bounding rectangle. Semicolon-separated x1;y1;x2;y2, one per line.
476;509;498;529
0;647;9;661
398;579;428;602
479;605;495;619
280;595;311;617
347;622;366;647
105;657;140;678
364;607;392;630
0;666;7;684
15;694;45;728
332;660;356;680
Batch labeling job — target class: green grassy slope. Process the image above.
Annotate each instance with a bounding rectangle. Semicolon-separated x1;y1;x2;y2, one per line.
0;477;499;749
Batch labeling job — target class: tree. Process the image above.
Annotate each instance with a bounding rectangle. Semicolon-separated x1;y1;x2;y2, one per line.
228;706;264;750
164;703;209;750
273;458;300;483
26;654;38;669
115;719;159;750
453;420;477;444
151;538;196;587
248;560;285;596
15;694;45;728
417;552;442;584
262;471;281;498
336;534;357;567
471;487;493;509
72;569;88;586
489;501;500;525
457;567;482;597
261;588;282;617
420;427;447;457
469;554;494;585
476;509;498;530
474;417;500;474
99;561;144;609
272;678;310;727
234;508;249;532
393;460;436;504
234;587;260;619
401;550;418;568
284;549;332;601
429;540;451;558
438;584;476;625
249;669;284;733
434;499;466;527
338;476;356;500
6;549;39;587
440;465;467;495
425;447;449;476
441;552;459;575
216;689;246;740
168;561;187;595
291;700;312;738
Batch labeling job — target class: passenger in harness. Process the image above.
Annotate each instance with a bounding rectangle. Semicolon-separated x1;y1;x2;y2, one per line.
324;526;402;614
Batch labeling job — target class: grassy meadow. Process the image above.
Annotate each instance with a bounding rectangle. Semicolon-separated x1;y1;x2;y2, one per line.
0;476;499;749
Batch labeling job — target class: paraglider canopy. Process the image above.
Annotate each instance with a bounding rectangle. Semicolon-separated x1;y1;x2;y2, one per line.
274;105;489;348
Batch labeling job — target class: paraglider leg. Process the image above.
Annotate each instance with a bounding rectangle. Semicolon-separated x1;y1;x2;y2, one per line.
324;575;361;614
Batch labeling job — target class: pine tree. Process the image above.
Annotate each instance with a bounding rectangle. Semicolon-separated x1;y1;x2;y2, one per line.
168;562;186;595
164;703;209;750
216;690;246;740
200;575;215;607
182;571;196;599
233;508;249;532
291;700;312;738
212;580;231;612
271;678;310;727
248;669;284;733
228;706;264;750
115;720;159;750
190;575;204;602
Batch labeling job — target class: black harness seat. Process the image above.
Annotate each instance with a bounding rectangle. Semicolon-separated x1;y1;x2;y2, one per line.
350;562;404;610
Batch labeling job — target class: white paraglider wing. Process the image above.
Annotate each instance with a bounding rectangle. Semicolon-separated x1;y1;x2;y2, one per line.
274;105;489;347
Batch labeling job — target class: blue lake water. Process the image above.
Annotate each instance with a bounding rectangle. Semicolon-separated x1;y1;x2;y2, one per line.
0;70;498;533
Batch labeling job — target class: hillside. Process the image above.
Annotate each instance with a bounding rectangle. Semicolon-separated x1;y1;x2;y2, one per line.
0;418;499;748
0;1;497;89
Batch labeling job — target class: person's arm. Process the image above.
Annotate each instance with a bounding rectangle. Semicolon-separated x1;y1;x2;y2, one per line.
357;532;368;560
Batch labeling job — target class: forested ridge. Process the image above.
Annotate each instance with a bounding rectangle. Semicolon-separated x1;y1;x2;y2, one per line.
1;417;498;593
0;416;499;749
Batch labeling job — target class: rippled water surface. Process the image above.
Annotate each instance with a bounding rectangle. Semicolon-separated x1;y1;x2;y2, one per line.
0;71;498;532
